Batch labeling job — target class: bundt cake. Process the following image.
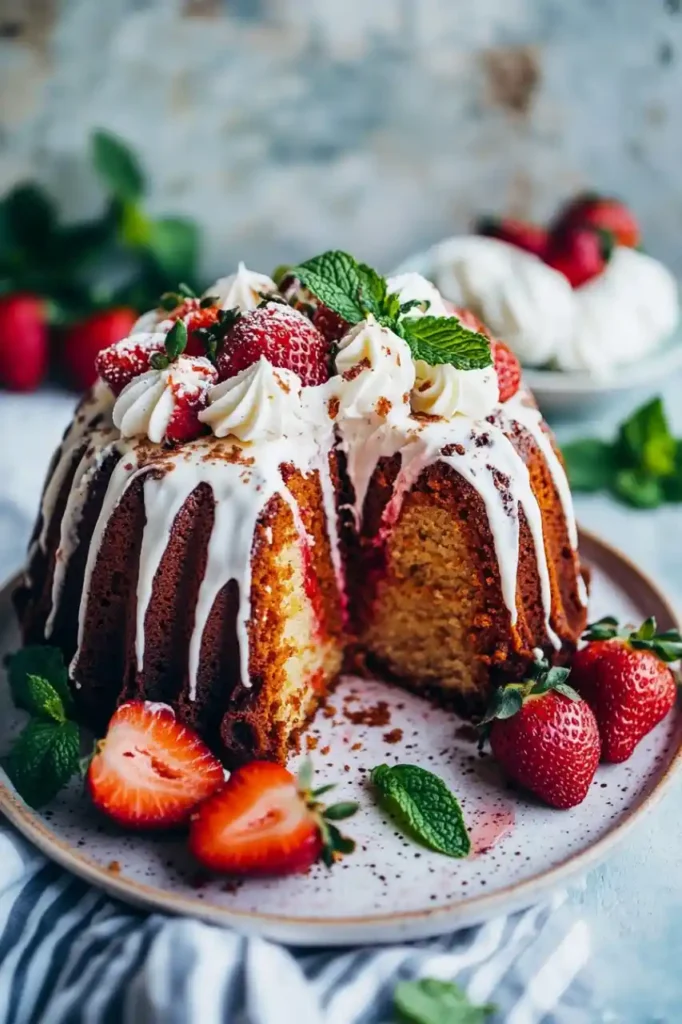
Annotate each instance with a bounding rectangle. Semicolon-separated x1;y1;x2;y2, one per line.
14;253;588;766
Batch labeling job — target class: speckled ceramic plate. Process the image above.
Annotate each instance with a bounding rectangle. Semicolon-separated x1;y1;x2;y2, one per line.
1;529;680;945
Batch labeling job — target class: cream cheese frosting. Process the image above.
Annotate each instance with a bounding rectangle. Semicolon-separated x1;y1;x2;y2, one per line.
204;262;277;312
112;356;216;443
199;356;307;441
334;316;415;421
411;360;499;420
386;272;450;318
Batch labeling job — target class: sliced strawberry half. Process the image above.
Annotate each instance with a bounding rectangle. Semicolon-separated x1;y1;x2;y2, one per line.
216;303;331;386
188;760;357;876
87;701;225;829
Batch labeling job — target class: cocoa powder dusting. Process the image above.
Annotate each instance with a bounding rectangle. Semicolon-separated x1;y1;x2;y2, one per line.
344;700;391;727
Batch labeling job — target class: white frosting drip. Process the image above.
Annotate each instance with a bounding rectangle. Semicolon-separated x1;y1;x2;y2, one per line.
113;356;215;443
204;262;277;311
412;360;499;420
334;317;414;421
199;357;307;441
386;272;450;318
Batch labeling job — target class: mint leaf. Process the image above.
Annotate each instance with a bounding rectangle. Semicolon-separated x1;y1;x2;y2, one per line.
662;441;682;502
289;250;367;324
399;316;492;371
92;130;145;202
617;397;676;478
22;675;66;724
394;978;495;1024
7;646;72;715
370;764;471;857
146;217;199;282
4;720;80;809
562;439;617;492
612;469;663;509
356;262;388;319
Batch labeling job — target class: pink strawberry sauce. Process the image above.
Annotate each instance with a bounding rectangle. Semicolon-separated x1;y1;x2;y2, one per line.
468;805;515;855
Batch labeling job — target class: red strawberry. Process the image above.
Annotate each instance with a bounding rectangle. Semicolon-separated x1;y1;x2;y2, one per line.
491;339;521;403
312;304;350;344
0;293;48;392
570;617;680;763
545;227;613;288
551;193;640;249
476;216;548;260
188;760;357;876
483;661;601;809
96;335;165;395
216;303;330;386
158;355;216;444
452;305;491;337
166;298;222;358
87;701;225;829
63;308;138;391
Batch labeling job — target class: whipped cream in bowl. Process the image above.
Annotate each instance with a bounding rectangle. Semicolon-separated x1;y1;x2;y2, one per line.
391;235;682;413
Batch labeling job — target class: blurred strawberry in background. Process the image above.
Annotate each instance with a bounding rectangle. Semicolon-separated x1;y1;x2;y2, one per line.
550;193;641;250
61;307;137;391
0;294;48;391
475;215;548;259
0;130;202;393
545;226;614;288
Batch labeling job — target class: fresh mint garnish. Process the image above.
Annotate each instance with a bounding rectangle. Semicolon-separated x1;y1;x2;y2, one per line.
3;646;82;808
370;764;471;858
289;250;492;372
563;397;682;509
394;978;496;1024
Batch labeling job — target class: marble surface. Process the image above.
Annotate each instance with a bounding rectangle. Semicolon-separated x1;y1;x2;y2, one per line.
2;377;682;1022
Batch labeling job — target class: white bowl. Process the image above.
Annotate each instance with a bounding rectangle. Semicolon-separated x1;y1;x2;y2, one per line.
389;248;682;418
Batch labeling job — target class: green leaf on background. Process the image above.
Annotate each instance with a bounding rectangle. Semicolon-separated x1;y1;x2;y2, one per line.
92;130;145;202
3;719;80;809
612;469;663;509
7;645;72;715
394;978;496;1024
3;184;57;254
120;200;153;248
146;217;199;282
661;441;682;502
617;396;676;478
561;438;618;492
370;764;471;858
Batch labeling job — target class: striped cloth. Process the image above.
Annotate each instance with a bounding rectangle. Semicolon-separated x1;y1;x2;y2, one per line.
0;822;597;1024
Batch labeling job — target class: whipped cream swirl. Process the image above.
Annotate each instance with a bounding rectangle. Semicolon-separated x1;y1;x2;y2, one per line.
386;272;450;318
113;356;216;443
199;356;307;442
204;263;277;312
335;317;415;421
412;360;499;420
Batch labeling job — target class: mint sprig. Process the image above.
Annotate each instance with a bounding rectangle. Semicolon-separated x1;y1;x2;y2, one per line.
370;764;471;858
289;250;492;372
394;978;496;1024
562;397;682;509
3;646;82;808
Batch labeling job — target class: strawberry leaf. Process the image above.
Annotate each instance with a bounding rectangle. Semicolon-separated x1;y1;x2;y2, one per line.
164;319;187;361
149;352;170;371
297;758;314;792
551;680;582;702
479;686;523;725
326;823;356;855
370;764;471;858
323;801;359;821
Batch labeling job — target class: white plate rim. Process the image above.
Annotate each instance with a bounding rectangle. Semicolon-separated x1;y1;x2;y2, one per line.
1;527;681;944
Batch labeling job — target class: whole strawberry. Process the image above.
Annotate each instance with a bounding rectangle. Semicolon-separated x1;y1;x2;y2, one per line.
571;617;681;763
545;227;613;288
0;293;48;392
551;193;640;249
476;216;548;260
216;302;330;386
482;661;600;809
63;307;138;391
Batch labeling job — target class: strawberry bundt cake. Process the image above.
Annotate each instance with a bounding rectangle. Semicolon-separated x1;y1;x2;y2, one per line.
14;252;588;766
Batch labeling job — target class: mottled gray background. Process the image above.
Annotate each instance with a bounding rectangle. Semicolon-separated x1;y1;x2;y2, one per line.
0;0;681;277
